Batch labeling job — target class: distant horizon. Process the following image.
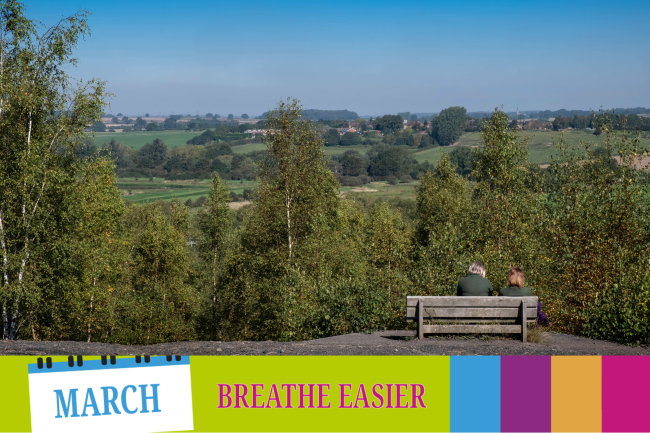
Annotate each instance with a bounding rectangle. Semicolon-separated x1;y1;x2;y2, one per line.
104;105;650;119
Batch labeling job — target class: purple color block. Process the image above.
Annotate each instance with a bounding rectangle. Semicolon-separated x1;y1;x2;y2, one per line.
501;356;551;432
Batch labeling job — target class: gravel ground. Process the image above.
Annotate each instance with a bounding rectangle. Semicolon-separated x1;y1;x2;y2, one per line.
1;331;648;356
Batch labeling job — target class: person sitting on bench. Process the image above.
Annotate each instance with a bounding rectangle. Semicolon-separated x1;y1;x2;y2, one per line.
457;261;494;296
499;267;533;297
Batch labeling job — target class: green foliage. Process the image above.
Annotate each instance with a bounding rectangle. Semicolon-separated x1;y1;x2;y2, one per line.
138;139;168;168
374;115;404;134
0;3;109;340
323;128;341;146
340;131;362;146
432;107;467;146
113;202;197;344
293;109;359;121
580;281;649;345
471;109;543;287
216;98;343;340
542;117;650;336
197;174;232;338
448;147;474;177
340;150;367;176
367;145;418;178
410;155;474;295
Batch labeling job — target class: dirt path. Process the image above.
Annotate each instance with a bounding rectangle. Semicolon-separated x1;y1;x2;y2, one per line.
1;331;647;356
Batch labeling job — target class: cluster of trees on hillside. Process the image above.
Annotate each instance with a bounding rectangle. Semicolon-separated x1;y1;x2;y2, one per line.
95;139;263;181
552;113;650;131
533;107;650;120
186;124;261;144
372;107;474;147
261;109;359;121
301;109;359;121
328;147;433;186
94;115;249;134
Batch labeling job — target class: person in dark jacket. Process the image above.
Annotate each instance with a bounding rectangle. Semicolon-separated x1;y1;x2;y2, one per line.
457;261;494;296
499;267;549;326
498;267;533;297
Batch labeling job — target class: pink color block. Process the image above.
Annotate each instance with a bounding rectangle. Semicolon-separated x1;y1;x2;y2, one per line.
602;356;650;432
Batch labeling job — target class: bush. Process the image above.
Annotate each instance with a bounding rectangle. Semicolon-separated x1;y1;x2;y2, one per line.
337;175;371;186
580;281;650;345
340;131;362;146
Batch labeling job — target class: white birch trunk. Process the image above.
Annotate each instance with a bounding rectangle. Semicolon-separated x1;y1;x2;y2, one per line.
0;208;8;286
285;186;293;258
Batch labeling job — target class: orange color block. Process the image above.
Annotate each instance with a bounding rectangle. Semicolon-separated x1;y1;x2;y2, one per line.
551;356;602;432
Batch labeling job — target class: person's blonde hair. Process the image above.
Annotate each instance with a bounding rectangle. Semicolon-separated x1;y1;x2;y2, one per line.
506;267;525;288
468;261;486;278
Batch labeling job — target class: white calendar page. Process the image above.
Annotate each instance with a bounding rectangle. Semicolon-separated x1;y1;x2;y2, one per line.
28;356;193;433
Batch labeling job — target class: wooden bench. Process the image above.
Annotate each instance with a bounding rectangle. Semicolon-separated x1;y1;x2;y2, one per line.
405;296;538;342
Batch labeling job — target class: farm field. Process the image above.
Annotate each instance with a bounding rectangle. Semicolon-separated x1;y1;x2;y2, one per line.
94;131;203;150
113;129;650;205
118;178;259;204
411;129;650;165
342;181;419;200
231;141;266;153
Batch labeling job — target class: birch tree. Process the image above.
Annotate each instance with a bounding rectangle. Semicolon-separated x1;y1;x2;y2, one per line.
0;2;107;339
198;173;231;339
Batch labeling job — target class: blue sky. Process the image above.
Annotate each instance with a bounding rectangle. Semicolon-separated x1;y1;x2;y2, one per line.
27;0;650;116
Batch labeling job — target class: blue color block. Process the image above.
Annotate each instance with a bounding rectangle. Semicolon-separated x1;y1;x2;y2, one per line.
450;356;501;432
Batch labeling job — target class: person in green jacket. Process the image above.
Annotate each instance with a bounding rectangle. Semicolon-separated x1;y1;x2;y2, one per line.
499;267;533;296
457;261;494;296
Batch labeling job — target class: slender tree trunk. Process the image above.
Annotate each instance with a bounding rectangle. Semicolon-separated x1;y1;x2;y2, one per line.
2;301;7;340
87;295;94;343
87;272;97;342
0;208;8;286
9;300;19;339
285;187;293;258
212;249;217;340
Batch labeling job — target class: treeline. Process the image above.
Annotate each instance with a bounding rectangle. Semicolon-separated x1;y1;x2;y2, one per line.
92;137;433;184
186;125;259;145
329;147;433;186
90;139;264;181
94;115;257;133
261;109;359;121
533;107;650;120
302;109;359;121
551;113;650;131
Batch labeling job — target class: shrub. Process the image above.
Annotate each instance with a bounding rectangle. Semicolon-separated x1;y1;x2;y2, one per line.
580;281;649;345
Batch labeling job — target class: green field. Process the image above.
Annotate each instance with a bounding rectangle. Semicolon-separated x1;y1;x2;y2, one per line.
342;181;420;200
411;129;650;165
118;178;259;204
94;131;203;150
231;142;266;154
114;129;650;204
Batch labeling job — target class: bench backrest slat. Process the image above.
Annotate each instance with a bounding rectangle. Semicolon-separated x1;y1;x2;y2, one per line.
406;306;536;319
406;296;538;308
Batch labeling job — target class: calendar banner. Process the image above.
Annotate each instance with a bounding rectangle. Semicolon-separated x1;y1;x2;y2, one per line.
27;356;193;433
0;355;649;432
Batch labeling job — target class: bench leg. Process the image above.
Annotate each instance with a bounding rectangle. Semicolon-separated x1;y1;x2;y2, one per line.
521;300;527;343
418;298;424;339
